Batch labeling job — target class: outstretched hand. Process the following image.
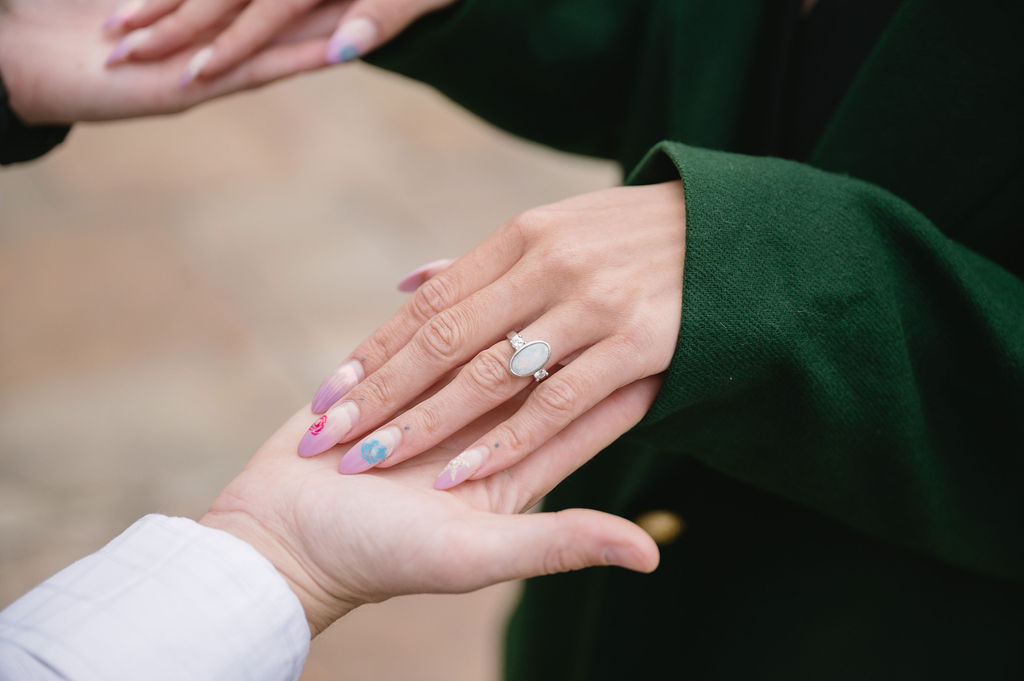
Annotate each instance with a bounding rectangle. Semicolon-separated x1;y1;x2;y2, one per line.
201;379;662;636
102;0;455;86
0;0;341;123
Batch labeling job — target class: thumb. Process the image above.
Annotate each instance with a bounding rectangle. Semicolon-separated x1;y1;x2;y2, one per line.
465;509;660;586
325;0;454;64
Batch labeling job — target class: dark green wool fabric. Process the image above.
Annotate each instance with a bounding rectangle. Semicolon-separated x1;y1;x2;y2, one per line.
371;0;1024;678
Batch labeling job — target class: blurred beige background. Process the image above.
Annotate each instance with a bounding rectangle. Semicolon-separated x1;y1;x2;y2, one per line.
0;64;616;679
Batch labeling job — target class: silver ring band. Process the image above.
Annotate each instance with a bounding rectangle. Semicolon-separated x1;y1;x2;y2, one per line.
506;331;551;381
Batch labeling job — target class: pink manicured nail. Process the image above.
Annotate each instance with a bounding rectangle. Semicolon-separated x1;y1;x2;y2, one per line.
311;360;364;414
179;46;213;87
297;401;359;457
325;17;378;64
338;426;401;474
103;0;145;30
396;259;454;293
105;28;151;65
434;446;489;490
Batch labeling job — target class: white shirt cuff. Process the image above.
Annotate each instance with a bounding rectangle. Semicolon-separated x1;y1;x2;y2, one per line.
0;514;310;681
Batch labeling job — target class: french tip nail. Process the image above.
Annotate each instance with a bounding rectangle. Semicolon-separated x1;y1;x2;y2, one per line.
180;46;213;88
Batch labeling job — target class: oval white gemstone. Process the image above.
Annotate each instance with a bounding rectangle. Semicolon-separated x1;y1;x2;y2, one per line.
509;341;551;377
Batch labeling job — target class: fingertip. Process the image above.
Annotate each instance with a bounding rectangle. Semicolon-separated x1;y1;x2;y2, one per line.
604;540;660;574
325;17;379;65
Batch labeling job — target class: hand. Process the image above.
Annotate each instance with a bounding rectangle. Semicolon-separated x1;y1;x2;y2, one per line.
0;0;341;123
300;181;685;489
102;0;455;86
200;380;662;636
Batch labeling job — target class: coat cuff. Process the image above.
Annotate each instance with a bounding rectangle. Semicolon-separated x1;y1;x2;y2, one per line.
0;70;71;165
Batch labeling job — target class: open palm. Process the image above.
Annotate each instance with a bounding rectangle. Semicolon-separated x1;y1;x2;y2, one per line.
204;379;662;635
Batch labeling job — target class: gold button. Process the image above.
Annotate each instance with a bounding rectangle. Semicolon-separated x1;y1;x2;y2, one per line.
634;510;686;545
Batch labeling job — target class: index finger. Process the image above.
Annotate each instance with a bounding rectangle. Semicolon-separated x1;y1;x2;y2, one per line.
310;220;524;413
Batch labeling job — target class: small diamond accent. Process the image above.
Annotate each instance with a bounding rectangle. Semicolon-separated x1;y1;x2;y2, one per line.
533;369;549;382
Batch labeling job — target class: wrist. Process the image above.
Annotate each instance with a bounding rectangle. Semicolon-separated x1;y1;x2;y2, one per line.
199;509;356;637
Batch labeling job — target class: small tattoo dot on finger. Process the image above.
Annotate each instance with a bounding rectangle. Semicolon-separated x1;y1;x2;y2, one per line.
494;442;500;448
403;426;411;431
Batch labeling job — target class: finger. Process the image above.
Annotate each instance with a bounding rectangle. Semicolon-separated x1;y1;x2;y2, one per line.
113;0;247;65
309;225;524;413
309;257;452;414
397;258;455;293
324;0;453;64
507;377;664;510
445;378;661;516
454;508;659;586
330;307;598;472
190;0;330;80
104;0;181;32
194;37;332;102
433;338;644;489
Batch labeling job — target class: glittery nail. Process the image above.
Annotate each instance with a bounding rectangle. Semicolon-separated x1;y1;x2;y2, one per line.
434;446;489;490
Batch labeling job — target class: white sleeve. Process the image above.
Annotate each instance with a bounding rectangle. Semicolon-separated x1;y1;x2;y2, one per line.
0;514;310;681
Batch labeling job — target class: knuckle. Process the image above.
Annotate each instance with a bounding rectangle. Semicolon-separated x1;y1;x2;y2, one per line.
507;206;552;243
491;422;529;455
541;533;584;575
355;371;396;409
358;332;393;368
418;309;465;362
412;399;445;439
533;375;583;421
411;275;457;323
464;349;512;393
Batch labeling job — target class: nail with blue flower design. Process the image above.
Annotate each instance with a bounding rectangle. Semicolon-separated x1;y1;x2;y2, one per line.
339;426;401;474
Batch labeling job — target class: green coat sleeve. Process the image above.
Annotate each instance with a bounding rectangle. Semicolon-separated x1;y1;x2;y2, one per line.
368;0;766;162
627;141;1024;584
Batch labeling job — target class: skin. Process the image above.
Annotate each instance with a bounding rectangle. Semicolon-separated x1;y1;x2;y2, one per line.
0;0;345;123
105;0;455;81
309;181;686;486
199;381;662;636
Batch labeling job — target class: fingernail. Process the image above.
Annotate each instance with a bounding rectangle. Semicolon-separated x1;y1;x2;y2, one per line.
105;28;151;65
297;401;359;457
396;258;454;293
179;46;213;87
104;0;145;30
339;426;401;474
311;360;364;414
325;17;378;65
603;546;640;571
434;446;489;490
